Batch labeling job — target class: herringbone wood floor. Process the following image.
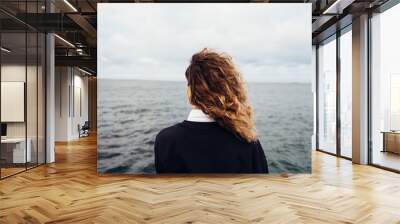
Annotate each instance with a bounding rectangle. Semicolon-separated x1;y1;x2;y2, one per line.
1;135;400;224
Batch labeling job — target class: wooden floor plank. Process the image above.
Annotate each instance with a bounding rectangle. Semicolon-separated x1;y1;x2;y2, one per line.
0;134;400;223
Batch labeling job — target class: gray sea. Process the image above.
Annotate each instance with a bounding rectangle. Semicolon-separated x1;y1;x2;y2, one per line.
98;79;313;173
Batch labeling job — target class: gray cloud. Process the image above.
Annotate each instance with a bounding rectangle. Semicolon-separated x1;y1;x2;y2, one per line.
98;3;312;83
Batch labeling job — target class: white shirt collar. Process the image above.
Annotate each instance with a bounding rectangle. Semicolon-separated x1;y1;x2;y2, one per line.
187;108;215;122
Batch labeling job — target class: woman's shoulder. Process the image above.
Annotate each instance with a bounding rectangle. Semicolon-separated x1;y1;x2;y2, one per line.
155;122;186;142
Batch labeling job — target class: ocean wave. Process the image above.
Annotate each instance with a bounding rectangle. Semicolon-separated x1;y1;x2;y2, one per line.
98;80;313;174
98;151;121;159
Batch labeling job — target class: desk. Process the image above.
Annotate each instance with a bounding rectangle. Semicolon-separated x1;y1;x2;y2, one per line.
382;131;400;154
1;138;31;163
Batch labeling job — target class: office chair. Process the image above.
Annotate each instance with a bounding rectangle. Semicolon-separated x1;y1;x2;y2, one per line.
79;121;90;138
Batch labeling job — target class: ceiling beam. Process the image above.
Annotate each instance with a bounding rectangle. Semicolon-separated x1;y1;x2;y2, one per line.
55;55;96;72
67;13;97;46
322;0;356;14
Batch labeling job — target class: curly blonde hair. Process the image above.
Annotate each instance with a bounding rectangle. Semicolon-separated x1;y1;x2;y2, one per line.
185;48;257;143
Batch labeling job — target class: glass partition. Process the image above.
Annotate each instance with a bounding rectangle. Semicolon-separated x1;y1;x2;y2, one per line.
27;30;38;169
0;31;28;177
0;2;46;179
339;28;352;158
317;36;337;154
38;32;46;165
26;0;45;169
371;3;400;171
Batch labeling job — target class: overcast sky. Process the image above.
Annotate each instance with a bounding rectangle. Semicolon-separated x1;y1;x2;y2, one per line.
98;3;311;83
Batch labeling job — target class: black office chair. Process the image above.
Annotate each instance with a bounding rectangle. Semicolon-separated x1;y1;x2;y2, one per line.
79;121;90;138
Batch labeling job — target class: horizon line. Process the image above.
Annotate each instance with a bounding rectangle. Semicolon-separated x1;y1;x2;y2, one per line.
98;77;312;84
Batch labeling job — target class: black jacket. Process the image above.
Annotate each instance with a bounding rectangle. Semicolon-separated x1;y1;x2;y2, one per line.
154;121;268;173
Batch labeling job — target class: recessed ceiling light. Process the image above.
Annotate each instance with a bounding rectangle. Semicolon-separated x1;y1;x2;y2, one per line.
63;0;78;12
78;67;92;76
322;0;353;15
54;34;75;48
1;47;11;53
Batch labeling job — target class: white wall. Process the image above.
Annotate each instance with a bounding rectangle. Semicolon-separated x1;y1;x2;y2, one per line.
70;73;89;138
55;66;70;141
55;66;89;141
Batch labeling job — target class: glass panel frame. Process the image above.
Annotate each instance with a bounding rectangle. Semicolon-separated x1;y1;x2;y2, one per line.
0;30;28;178
0;1;47;180
339;26;353;159
27;30;39;169
317;35;337;155
370;2;400;172
315;23;354;161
